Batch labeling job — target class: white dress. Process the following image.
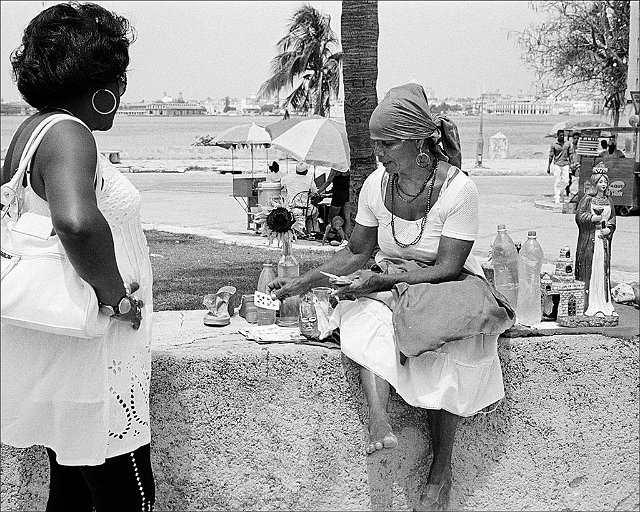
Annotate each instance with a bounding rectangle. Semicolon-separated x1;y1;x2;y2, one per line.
584;203;616;316
1;151;153;466
334;166;504;417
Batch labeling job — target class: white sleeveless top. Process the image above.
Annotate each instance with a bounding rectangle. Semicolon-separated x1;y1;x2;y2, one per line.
1;129;153;465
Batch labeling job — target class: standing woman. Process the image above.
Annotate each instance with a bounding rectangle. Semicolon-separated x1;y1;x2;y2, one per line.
1;3;155;511
267;83;513;511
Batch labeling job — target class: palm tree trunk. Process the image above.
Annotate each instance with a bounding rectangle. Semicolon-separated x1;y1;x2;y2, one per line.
341;0;379;224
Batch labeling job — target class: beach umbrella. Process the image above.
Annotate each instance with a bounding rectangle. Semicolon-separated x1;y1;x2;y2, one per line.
212;122;271;176
546;119;611;137
266;116;350;172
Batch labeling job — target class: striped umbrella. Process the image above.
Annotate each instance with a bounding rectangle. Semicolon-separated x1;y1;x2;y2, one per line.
212;122;271;175
266;116;350;172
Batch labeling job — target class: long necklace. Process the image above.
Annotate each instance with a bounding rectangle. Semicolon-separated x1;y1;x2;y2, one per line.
394;159;438;203
390;162;438;248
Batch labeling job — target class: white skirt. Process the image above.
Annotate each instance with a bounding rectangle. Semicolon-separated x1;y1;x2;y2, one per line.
333;297;505;417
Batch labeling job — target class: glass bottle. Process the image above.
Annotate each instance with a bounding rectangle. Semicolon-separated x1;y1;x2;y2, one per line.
277;235;299;277
276;235;301;327
299;292;320;339
256;262;276;325
516;231;544;326
492;224;519;309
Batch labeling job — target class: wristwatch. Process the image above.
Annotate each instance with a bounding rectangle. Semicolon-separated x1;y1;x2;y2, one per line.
99;295;134;317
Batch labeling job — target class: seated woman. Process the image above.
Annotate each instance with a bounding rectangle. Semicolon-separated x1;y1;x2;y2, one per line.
268;83;514;511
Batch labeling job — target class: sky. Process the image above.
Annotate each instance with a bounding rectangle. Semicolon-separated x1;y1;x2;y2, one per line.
0;1;545;104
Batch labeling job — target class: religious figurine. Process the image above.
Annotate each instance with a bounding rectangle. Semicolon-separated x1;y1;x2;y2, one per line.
574;162;618;321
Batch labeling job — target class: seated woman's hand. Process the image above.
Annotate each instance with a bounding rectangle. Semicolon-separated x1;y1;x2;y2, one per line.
332;270;388;299
267;277;307;301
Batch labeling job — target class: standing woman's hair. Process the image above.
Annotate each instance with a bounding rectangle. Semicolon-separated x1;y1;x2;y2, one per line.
10;1;136;109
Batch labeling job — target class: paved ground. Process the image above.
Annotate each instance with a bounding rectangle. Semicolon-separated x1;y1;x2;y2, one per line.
127;163;639;284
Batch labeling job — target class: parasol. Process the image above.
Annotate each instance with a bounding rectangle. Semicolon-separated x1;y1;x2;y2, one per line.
266;116;350;172
212;122;271;176
546;119;612;137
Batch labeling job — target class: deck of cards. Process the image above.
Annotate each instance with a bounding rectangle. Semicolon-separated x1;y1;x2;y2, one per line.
320;271;353;286
254;291;280;310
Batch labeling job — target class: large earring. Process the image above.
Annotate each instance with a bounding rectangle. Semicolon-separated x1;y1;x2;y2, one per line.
416;143;431;168
92;89;117;115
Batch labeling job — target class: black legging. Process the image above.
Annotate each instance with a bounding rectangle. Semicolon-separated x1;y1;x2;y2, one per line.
46;444;155;512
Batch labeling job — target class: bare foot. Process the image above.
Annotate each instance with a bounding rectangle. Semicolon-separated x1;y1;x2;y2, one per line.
365;418;398;454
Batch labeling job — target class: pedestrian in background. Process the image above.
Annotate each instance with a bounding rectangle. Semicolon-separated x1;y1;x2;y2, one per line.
547;129;574;204
566;131;581;198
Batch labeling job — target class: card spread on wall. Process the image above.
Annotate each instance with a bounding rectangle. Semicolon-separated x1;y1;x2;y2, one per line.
254;291;280;310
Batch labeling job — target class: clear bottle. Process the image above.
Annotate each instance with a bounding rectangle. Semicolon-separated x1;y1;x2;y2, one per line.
299;292;320;339
277;236;299;278
516;231;544;326
256;262;277;325
492;224;519;309
276;236;301;327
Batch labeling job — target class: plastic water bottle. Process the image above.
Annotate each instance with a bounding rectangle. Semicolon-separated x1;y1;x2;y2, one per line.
516;231;544;326
256;263;277;325
492;224;519;309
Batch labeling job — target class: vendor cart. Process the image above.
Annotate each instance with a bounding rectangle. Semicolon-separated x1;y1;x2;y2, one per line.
232;176;265;230
575;126;639;216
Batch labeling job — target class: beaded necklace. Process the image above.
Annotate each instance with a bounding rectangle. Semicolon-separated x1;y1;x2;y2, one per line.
394;162;436;203
390;161;438;248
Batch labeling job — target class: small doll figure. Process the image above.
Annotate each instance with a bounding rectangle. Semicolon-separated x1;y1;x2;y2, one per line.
322;216;346;246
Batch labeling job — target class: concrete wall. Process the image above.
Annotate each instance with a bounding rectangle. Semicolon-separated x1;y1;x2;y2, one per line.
2;311;639;511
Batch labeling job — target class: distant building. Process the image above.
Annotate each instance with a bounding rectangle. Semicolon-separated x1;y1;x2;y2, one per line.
117;91;206;116
490;95;552;115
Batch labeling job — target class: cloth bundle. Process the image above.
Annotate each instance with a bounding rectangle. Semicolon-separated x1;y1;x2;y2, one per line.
375;257;515;357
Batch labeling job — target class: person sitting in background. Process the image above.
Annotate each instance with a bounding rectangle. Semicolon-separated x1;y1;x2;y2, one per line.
266;160;283;183
598;138;609;155
321;215;346;246
1;3;155;511
267;82;514;512
316;167;352;238
280;161;320;235
600;135;625;160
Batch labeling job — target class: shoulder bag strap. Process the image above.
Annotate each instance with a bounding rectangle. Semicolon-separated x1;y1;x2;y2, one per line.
1;114;90;216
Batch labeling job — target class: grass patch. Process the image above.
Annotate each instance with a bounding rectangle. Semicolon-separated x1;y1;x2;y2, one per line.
146;230;333;311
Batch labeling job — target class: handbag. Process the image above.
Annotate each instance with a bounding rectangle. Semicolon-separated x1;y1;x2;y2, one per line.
1;113;110;338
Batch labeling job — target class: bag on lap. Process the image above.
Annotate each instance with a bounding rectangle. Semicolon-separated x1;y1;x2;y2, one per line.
1;114;110;338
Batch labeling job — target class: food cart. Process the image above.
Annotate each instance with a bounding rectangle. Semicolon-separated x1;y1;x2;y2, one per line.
232;176;265;230
575;126;639;216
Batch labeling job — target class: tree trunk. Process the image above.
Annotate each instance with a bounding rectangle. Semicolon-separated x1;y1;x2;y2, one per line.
341;0;379;224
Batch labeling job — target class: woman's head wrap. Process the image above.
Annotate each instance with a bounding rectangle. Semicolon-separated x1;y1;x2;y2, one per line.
369;82;462;168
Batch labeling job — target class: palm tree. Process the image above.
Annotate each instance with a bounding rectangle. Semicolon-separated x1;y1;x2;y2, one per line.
258;4;342;117
341;0;379;218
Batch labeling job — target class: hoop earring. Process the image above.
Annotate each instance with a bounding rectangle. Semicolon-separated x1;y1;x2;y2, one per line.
91;89;117;115
416;149;431;168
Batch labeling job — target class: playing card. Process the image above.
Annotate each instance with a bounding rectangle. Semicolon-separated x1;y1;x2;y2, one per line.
254;291;280;310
